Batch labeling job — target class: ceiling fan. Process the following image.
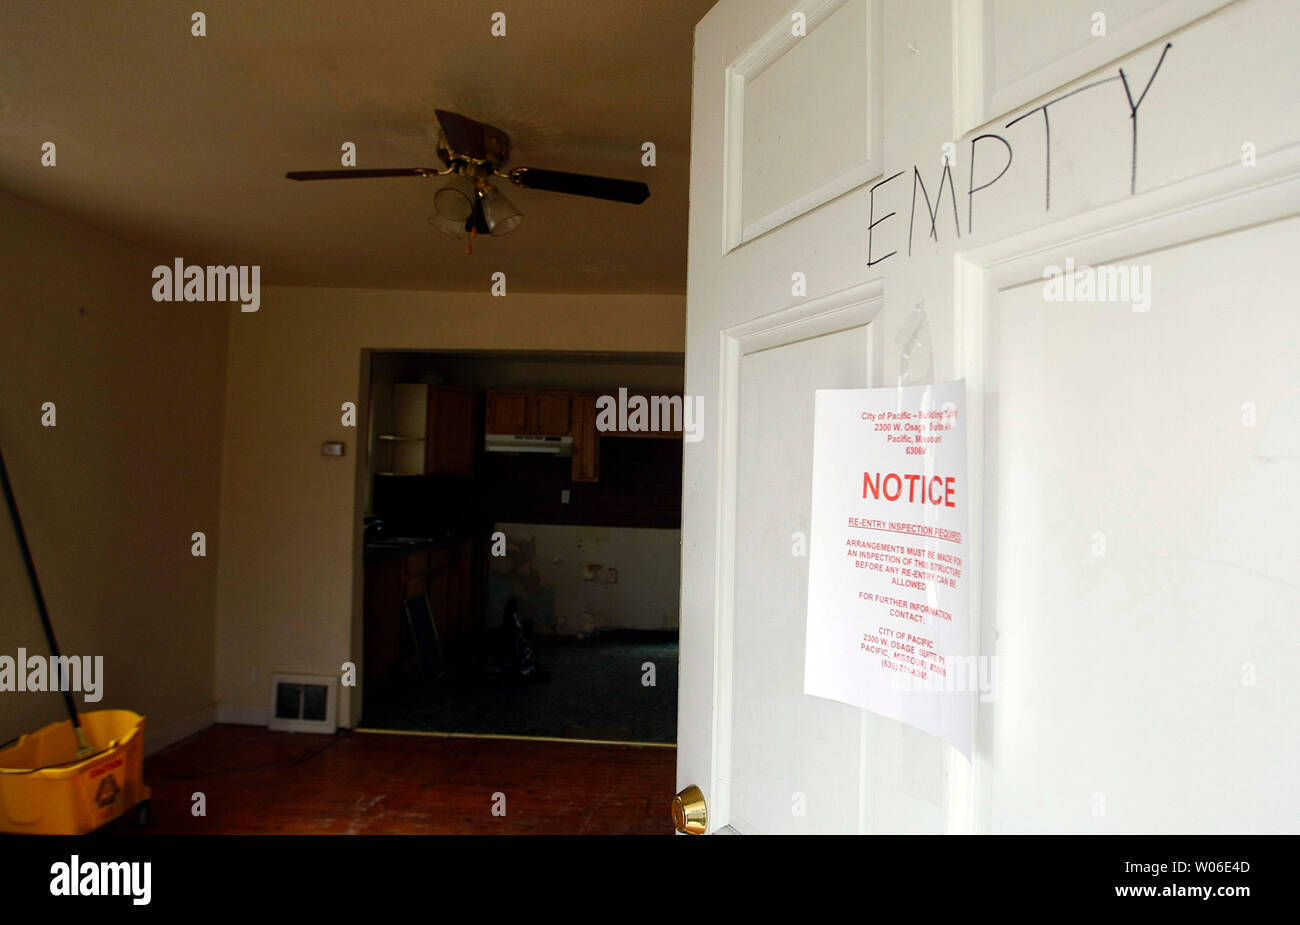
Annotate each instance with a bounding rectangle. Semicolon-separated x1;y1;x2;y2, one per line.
285;109;650;253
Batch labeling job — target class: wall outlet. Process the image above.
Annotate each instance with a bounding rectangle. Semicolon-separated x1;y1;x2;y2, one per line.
561;489;570;504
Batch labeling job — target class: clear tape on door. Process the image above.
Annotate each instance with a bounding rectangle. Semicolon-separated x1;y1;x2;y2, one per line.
895;304;934;388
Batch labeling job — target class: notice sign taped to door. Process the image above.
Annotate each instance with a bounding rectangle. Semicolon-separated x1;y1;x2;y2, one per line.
803;381;973;758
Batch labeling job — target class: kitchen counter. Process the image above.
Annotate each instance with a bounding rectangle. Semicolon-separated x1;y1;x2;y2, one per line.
363;532;471;562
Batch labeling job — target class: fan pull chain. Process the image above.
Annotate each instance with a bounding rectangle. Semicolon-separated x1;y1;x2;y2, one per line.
466;226;477;256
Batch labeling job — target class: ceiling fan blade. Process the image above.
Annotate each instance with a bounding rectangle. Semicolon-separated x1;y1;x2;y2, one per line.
508;167;650;204
285;168;439;181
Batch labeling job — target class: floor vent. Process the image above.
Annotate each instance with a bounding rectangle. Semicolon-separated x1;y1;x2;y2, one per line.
268;673;337;734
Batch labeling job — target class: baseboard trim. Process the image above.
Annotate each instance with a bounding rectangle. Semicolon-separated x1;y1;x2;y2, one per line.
216;703;269;726
146;704;216;756
355;726;677;749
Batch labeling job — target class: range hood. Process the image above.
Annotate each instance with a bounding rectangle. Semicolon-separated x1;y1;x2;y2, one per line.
484;433;574;457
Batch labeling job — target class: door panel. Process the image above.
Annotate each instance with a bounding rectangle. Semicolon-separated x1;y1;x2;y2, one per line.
984;217;1300;833
730;326;868;833
736;0;877;240
724;0;881;249
963;0;1233;129
682;0;890;836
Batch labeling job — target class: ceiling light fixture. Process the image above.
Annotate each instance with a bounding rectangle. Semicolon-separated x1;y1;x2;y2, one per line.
427;172;521;254
478;184;523;237
429;173;477;238
286;109;650;256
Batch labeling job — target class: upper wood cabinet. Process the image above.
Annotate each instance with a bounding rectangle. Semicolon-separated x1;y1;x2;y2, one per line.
481;388;683;484
484;390;529;434
531;392;572;435
373;384;475;477
426;386;475;477
571;393;601;483
484;389;573;436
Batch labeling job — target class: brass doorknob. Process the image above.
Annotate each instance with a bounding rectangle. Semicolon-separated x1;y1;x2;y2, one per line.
672;785;707;834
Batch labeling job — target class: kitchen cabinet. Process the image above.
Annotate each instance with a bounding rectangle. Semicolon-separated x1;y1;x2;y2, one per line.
568;391;686;483
426;386;475;477
531;392;572;434
571;393;601;483
482;388;684;484
363;538;474;681
363;556;404;681
448;540;472;638
485;389;573;436
373;384;475;477
484;390;529;434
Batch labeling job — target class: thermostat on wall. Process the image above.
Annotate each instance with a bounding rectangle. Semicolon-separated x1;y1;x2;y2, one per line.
321;441;345;456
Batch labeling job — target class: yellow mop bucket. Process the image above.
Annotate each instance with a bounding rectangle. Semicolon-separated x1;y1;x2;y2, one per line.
0;709;150;834
1;442;152;834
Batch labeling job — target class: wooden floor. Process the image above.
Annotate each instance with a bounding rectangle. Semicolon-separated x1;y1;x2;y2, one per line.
109;724;676;835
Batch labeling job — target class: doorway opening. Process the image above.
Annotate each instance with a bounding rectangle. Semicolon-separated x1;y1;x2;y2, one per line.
353;349;683;746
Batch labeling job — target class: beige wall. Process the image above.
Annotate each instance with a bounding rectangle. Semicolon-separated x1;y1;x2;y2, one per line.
0;197;684;746
215;286;685;725
0;191;227;749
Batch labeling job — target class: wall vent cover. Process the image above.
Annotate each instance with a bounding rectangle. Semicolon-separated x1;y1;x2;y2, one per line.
268;673;337;734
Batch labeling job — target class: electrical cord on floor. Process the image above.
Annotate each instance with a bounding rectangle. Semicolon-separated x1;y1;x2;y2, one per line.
154;728;351;780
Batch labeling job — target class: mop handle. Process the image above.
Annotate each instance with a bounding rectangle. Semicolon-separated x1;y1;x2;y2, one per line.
0;441;86;735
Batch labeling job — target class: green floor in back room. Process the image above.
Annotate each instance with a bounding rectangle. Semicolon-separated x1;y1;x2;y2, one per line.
360;632;679;744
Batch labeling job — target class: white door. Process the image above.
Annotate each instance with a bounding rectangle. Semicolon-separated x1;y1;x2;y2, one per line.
678;0;1300;833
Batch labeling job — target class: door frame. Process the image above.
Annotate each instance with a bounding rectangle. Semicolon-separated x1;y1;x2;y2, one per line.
947;141;1300;833
350;347;688;734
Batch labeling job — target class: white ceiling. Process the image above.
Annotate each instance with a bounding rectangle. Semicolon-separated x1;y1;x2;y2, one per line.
0;0;715;292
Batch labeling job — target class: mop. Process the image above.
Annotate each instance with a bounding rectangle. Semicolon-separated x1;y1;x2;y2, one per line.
0;440;95;759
